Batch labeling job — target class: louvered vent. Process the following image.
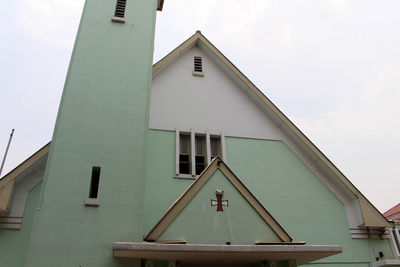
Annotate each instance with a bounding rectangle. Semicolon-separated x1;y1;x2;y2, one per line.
194;56;203;72
114;0;127;18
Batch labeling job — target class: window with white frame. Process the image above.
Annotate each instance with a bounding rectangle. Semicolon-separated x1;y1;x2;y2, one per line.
195;135;206;175
175;129;225;178
179;134;191;175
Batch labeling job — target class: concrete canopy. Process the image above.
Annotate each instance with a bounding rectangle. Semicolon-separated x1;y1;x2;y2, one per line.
112;242;343;265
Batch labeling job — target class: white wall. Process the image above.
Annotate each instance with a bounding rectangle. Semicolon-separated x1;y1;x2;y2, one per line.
149;44;363;229
150;46;284;139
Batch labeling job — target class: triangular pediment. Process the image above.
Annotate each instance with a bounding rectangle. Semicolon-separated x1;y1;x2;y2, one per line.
145;157;292;244
149;31;390;229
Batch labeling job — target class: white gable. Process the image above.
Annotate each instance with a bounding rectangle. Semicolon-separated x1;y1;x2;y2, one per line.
149;43;373;230
150;45;284;139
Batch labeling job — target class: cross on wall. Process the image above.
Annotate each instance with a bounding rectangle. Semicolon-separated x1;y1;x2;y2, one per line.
211;190;228;211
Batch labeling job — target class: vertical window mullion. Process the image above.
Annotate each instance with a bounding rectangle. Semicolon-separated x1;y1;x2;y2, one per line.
175;128;180;175
206;130;211;165
221;133;226;162
191;129;195;177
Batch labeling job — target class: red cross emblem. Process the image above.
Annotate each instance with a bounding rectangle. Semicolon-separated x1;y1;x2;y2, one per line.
211;190;228;211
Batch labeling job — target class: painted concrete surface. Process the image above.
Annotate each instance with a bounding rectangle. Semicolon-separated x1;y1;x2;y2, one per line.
225;136;394;264
144;129;394;265
0;182;42;267
149;44;363;229
158;169;282;244
150;45;285;140
23;0;159;266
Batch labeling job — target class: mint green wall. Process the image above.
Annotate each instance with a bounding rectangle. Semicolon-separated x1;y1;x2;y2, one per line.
158;169;281;244
144;130;193;234
226;136;393;264
144;130;394;265
25;0;158;266
0;182;41;267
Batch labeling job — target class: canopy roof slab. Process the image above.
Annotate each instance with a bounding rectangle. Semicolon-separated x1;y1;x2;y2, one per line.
113;242;342;265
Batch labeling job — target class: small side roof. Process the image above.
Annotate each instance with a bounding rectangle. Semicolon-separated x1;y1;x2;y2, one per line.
0;143;50;212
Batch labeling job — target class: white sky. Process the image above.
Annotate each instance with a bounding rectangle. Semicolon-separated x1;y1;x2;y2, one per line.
0;0;399;213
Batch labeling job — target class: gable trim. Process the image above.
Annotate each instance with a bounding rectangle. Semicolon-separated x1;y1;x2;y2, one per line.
151;31;390;228
0;143;50;212
145;157;292;242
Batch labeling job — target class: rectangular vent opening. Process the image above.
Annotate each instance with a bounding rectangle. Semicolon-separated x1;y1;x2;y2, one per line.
114;0;127;18
194;56;203;72
89;167;101;199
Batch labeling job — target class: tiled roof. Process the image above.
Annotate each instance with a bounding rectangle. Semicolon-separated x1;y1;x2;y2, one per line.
384;203;400;217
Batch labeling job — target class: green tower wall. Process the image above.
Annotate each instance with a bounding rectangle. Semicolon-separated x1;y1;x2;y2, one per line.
24;0;159;266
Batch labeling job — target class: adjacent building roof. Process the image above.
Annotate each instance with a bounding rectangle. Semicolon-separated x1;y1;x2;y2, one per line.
384;203;400;221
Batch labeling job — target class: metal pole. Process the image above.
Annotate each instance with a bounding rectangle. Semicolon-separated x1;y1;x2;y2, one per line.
0;129;15;178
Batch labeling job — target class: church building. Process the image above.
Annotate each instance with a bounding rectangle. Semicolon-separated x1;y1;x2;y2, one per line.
1;1;399;266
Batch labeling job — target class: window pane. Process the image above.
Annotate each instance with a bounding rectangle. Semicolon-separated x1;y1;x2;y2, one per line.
211;138;220;157
179;134;191;175
195;136;205;155
180;163;190;174
180;135;188;154
180;154;189;161
195;156;205;175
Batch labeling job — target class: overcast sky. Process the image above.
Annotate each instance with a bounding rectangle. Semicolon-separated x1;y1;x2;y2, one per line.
0;0;399;213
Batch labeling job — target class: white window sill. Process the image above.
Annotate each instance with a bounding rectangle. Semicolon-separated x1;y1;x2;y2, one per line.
174;174;197;180
192;71;204;77
85;198;100;207
111;16;126;23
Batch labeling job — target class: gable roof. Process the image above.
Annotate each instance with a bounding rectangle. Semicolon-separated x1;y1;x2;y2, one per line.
146;157;292;243
1;32;390;228
152;31;390;228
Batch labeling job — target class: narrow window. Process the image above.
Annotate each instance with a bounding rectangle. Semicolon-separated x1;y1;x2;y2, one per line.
195;136;206;175
179;135;191;174
89;167;101;199
210;137;221;161
194;56;203;72
114;0;127;18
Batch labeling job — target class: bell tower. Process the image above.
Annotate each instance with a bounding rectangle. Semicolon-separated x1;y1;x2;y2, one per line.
25;1;164;266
